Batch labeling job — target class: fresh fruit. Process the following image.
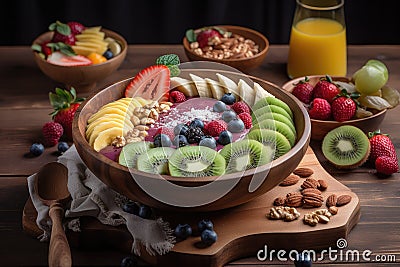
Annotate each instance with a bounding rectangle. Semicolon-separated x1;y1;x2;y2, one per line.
197;219;214;232
375;156;399;175
368;130;397;164
213;101;227;112
291;76;314;104
30;143;44;156
231;101;250;115
153;134;172;147
174;123;189;136
353;60;388;95
308;98;331;120
138;205;152;219
221;110;237;123
40;41;52;57
50;21;76;45
253;112;295;134
252;105;293;122
42;121;64;146
220;93;236;105
189;118;205;129
73;26;108;56
253;97;293;119
168;146;225;177
217;130;233;145
312;75;340;103
227;118;245;133
238;112;252;129
190;73;212;98
93;127;127;152
331;92;357;122
67;21;85;35
124;65;170;102
57;141;69;153
185;126;204;144
238;79;255;106
196;28;222;48
253;82;275;104
103;50;113;60
204;120;227;137
47;51;92;66
201;229;218;246
216;73;240;97
322;125;370;169
122;201;139;215
118;141;153;168
205;78;225;100
49;87;85;140
170;77;198;97
173;135;189;147
137;147;175;175
174;224;193;240
199;136;217;149
169;90;186;103
220;139;271;173
252;119;296;147
247;129;291;159
87;52;107;64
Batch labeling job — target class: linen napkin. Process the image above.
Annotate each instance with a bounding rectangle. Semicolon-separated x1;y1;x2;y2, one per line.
27;145;175;256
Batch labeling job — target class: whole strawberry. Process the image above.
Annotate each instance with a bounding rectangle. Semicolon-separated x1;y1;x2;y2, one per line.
67;21;85;35
308;98;331;120
375;156;399;175
368;130;398;164
331;90;358;122
313;75;340;103
196;28;222;48
291;77;314;104
49;21;76;45
42;121;64;147
49;87;85;141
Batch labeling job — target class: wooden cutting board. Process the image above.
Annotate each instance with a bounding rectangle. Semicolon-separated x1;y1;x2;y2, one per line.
22;147;360;267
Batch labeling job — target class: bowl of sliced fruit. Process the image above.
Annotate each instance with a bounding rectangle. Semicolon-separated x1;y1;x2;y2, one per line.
32;20;127;94
72;58;311;212
282;60;399;140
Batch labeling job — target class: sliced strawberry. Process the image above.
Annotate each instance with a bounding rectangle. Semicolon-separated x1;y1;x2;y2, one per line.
47;51;92;66
125;65;170;102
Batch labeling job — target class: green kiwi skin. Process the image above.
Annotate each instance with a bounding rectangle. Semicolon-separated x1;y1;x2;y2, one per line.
251;105;293;122
322;125;370;169
137;147;175;175
169;146;225;177
253;112;296;135
219;139;272;174
247;129;291;159
251;119;296;147
119;141;153;168
253;97;293;119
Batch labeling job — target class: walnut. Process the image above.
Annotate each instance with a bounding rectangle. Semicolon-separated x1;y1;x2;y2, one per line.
111;136;126;148
266;206;300;222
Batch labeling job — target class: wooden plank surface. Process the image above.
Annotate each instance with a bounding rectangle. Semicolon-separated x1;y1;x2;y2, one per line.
0;45;399;266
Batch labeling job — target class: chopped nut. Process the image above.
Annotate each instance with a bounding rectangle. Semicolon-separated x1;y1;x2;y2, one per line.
134;125;149;131
266;206;300;222
328;206;339;215
126;137;142;144
140;118;155;125
273;197;286;206
190;42;199;49
303;213;319;226
131;115;140;126
149;108;159;121
138;130;148;137
111;136;126;148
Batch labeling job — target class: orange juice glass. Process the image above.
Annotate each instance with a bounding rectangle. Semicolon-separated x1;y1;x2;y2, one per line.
287;0;347;78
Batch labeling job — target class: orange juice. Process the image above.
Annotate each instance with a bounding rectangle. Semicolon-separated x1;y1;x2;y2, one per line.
287;18;347;78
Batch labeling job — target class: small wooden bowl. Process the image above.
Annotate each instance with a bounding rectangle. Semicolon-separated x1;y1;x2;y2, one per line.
183;25;269;73
73;70;311;212
32;29;127;94
282;75;387;141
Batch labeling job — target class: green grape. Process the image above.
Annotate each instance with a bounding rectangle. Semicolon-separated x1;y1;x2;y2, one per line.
365;59;388;81
353;65;387;95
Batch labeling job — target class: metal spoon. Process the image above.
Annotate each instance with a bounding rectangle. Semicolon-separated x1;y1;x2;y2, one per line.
36;162;72;267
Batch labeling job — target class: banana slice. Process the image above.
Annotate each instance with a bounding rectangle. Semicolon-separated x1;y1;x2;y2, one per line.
205;78;225;100
216;73;240;99
88;106;132;124
238;79;256;106
108;41;121;56
253;82;275;104
189;74;213;98
86;115;132;138
89;121;127;146
170;76;198;97
93;127;128;152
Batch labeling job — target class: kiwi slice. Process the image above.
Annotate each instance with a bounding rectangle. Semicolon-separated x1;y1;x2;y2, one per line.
169;146;225;177
253;97;293;119
137;147;175;175
251;105;293;122
219;139;273;174
253;112;296;135
252;119;296;147
119;141;153;168
247;129;291;159
322;125;370;169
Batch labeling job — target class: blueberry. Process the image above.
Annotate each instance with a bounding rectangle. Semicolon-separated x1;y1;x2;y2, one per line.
174;123;189;136
153;134;172;147
294;253;312;267
201;229;217;246
103;50;114;60
122;201;139;215
120;255;137;267
173;135;188;147
30;143;44;156
174;223;192;240
227;119;245;133
199;136;217;149
57;141;69;153
138;205;152;219
221;110;237;123
213;101;227;112
218;130;233;145
189;118;204;129
197;219;214;232
220;93;236;105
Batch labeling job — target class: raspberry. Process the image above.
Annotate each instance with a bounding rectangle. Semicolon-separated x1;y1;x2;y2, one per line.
42;121;64;147
169;91;186;103
231;101;250;115
308;98;331;120
238;112;252;129
204;120;227;137
375;156;399;175
154;127;175;141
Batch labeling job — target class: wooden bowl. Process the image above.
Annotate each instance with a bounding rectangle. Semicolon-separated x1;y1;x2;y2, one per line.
282;75;387;141
32;29;127;94
183;25;269;73
72;70;311;212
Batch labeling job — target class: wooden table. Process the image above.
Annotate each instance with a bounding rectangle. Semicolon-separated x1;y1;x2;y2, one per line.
0;45;399;266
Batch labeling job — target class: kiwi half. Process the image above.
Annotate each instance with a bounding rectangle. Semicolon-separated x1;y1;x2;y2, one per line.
137;147;175;175
119;141;153;168
247;129;291;159
251;105;293;122
253;97;293;119
219;139;272;174
169;146;225;177
253;112;296;135
252;119;296;147
322;125;370;169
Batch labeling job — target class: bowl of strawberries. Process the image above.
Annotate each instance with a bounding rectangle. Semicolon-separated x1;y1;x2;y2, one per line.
32;20;127;94
283;64;399;141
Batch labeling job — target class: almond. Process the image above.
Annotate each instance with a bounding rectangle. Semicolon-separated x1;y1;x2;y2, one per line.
301;178;319;189
326;194;338;207
317;179;328;191
293;167;314;178
336;195;352;206
279;174;300;186
285;192;303;207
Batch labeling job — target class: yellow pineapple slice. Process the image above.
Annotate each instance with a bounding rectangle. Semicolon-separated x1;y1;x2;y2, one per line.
83;26;102;33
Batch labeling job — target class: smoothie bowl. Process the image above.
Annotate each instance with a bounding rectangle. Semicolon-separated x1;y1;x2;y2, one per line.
72;61;311;212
